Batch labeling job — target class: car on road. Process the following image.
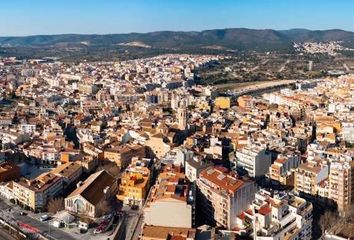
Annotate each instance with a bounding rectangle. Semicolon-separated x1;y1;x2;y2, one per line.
19;211;27;216
40;214;51;221
93;214;114;234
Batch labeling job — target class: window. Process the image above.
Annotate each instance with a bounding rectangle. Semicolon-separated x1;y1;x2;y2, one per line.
74;199;85;212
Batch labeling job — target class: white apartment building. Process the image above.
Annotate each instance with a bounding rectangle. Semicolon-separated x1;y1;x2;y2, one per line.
19;124;36;134
42;148;60;165
295;162;328;196
185;158;213;182
76;128;101;144
235;145;272;178
0;130;30;146
161;147;193;167
269;152;301;186
236;189;313;240
342;122;354;143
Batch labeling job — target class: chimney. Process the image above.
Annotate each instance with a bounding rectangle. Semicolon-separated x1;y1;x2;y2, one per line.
103;186;109;195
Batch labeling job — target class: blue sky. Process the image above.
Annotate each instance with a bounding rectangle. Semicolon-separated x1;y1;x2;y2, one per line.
0;0;353;36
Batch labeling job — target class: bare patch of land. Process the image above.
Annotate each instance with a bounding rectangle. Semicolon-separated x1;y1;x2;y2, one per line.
214;79;296;91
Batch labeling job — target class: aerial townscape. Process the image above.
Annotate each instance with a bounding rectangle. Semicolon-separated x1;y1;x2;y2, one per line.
1;1;354;240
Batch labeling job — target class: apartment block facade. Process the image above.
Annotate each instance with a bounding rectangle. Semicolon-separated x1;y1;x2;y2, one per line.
196;166;255;229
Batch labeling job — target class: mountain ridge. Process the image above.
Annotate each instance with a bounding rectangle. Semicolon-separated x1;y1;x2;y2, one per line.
0;28;354;61
1;28;354;53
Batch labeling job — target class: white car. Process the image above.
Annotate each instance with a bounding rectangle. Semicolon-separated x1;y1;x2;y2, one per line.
52;220;64;228
40;214;50;222
79;221;89;231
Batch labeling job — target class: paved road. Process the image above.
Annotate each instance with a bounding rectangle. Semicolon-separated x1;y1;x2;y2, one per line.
0;201;76;240
124;212;140;240
15;213;76;240
123;207;144;240
343;63;350;72
131;213;144;240
278;59;291;72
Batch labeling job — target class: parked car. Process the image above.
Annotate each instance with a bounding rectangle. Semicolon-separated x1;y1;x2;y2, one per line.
52;220;64;228
79;221;89;231
40;214;50;222
93;215;114;234
19;211;27;216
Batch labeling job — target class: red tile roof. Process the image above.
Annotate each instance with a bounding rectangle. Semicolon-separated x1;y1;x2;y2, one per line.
258;204;271;216
200;167;247;194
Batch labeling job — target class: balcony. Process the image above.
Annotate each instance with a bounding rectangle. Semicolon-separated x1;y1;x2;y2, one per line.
283;227;300;240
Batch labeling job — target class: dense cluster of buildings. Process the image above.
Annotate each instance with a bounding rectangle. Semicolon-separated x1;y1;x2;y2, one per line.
0;54;353;239
293;41;354;56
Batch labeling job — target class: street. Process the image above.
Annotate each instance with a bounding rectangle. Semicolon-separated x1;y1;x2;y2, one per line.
131;213;144;240
0;200;76;240
123;207;144;240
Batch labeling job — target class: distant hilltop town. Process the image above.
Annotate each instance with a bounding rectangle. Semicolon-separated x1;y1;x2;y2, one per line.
294;41;354;56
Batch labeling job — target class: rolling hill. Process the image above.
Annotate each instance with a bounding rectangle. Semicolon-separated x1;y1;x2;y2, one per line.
1;28;354;51
1;28;354;61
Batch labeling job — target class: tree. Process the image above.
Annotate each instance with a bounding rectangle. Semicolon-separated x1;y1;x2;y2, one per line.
47;197;64;214
320;210;337;235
